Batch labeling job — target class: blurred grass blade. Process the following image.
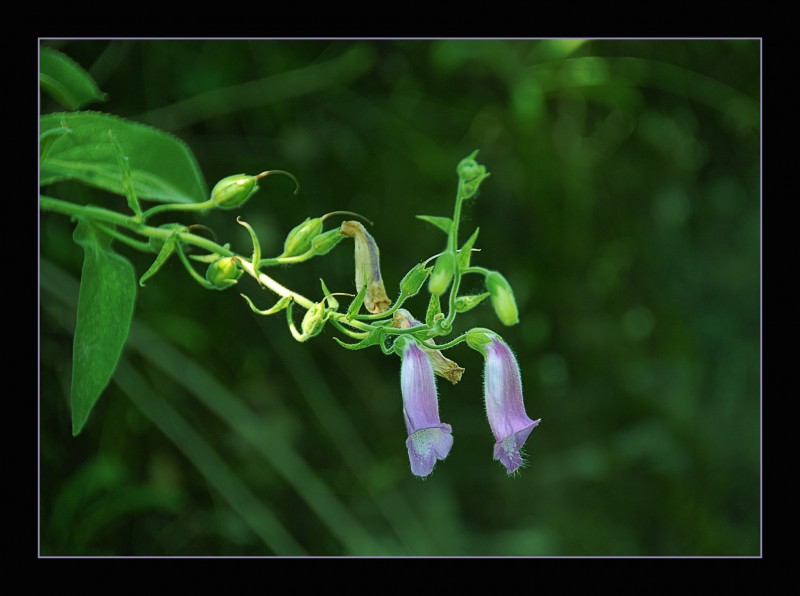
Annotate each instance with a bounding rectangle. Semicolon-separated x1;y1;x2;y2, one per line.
70;221;136;436
114;359;306;555
137;44;376;130
40;111;208;204
40;47;108;110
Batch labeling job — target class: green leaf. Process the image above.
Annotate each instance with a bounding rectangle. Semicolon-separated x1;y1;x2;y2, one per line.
40;47;107;110
40;111;208;204
455;292;490;313
345;277;368;321
332;326;386;351
320;278;339;311
416;215;453;235
425;293;442;327
139;235;177;287
40;125;71;161
457;227;480;270
71;220;136;436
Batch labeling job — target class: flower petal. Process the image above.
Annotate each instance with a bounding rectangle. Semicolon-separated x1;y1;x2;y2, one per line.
406;424;453;478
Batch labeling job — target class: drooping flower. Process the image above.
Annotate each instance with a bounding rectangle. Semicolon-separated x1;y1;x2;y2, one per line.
483;337;540;474
340;220;391;314
400;339;453;478
393;309;464;384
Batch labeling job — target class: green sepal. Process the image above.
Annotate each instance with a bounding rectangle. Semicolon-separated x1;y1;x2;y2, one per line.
345;277;369;321
332;326;386;351
206;256;242;290
320;278;339;311
210;174;259;210
457;227;480;270
311;229;345;256
415;215;453;235
466;327;496;354
457;150;491;200
399;261;431;298
428;251;455;296
282;217;324;257
241;293;292;316
139;234;177;287
236;217;262;268
455;292;490;313
425;292;442;327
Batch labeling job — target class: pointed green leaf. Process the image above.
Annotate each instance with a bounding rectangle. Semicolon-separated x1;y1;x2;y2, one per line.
457;227;480;270
425;292;442;327
332;327;386;351
241;293;292;316
455;292;490;313
40;111;208;204
320;279;339;311
345;277;369;321
40;47;107;110
415;215;453;235
71;220;136;435
139;236;177;287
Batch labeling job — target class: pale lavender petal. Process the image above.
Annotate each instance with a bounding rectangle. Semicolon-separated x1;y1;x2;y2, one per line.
400;342;453;477
493;419;540;473
406;424;454;477
484;338;540;473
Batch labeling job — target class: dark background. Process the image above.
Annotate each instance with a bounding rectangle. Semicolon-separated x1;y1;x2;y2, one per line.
39;39;760;556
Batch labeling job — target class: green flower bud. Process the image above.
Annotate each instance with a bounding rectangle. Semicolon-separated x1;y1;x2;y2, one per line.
457;155;486;181
400;262;431;298
206;256;243;290
486;271;519;326
311;229;345;256
282;217;324;257
301;301;327;338
210;174;260;210
428;251;455;296
466;327;496;353
456;152;490;200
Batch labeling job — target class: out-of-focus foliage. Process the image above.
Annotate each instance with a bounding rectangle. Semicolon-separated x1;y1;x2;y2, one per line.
39;39;760;556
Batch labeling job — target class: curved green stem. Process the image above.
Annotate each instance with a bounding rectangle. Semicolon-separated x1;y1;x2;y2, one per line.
257;248;316;268
463;266;491;276
417;333;467;351
141;199;215;220
93;222;154;253
176;243;216;289
40;195;235;258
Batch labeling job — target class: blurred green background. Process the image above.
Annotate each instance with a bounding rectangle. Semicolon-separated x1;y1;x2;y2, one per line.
39;39;760;556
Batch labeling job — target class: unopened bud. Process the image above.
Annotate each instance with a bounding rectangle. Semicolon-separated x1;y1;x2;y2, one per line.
428;251;455;296
311;229;345;256
400;262;431;298
301;301;327;338
206;257;242;290
210;174;259;210
282;217;324;257
486;271;519;326
456;152;490;200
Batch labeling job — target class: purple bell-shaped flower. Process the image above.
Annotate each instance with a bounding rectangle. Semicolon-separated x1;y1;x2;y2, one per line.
484;337;540;474
400;340;453;478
